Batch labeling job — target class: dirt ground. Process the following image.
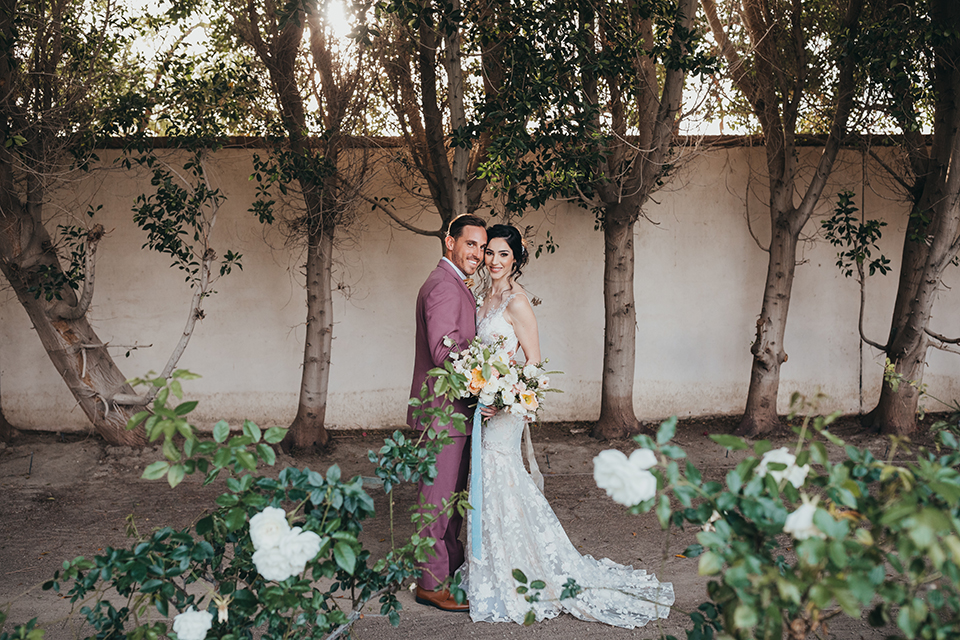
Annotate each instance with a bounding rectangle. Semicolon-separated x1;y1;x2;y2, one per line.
0;418;908;639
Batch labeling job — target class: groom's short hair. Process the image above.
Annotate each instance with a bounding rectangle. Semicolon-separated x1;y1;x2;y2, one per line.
447;214;487;239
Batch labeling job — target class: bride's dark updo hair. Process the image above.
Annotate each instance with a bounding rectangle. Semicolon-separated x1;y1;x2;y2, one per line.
486;224;528;280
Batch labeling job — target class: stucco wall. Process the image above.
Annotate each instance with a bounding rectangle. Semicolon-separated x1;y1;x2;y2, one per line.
2;145;959;432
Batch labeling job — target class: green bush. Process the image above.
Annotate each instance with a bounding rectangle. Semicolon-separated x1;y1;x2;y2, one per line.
614;398;960;640
0;370;461;640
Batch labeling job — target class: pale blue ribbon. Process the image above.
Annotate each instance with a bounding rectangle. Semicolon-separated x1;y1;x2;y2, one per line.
470;404;483;560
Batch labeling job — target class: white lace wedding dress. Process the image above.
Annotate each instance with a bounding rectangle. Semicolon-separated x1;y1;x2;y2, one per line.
460;293;675;627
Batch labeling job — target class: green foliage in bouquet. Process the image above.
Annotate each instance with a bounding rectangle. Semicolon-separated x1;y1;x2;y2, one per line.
0;370;454;640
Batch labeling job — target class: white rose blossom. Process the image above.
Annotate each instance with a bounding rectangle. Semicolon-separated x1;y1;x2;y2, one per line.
249;507;324;582
756;447;810;489
523;363;540;379
249;506;290;551
173;607;213;640
279;527;322;572
252;545;295;581
593;448;658;506
783;494;826;541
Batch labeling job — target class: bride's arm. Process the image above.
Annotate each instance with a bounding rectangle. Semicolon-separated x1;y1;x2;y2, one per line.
506;294;541;364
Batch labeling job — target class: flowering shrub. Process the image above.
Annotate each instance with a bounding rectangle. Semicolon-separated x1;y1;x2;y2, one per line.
0;370;454;640
587;399;960;640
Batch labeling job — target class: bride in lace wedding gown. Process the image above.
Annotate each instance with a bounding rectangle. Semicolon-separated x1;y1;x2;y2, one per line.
460;224;674;628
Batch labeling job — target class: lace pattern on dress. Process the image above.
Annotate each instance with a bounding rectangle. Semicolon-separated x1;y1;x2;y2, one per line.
462;294;674;627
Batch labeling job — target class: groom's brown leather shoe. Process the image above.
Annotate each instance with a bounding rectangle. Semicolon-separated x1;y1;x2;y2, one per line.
415;587;469;612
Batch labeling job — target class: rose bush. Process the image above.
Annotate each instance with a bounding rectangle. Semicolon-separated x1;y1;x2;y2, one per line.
518;395;960;639
599;400;960;640
0;370;464;640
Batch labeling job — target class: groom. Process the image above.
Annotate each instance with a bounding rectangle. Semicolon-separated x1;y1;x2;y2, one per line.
408;213;487;612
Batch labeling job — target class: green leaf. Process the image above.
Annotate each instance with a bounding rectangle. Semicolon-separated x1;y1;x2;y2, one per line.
213;420;230;443
154;386;169;409
142;461;170;480
733;604;758;630
523;610;536;626
183;436;196;458
224;507;247;532
242;420;262;442
660;445;686;460
656;494;671;529
709;434;749;450
776;577;802;604
235;450;257;470
333;542;357;574
753;440;772;457
127;410;151;431
196;516;214;536
167;464;185;488
162;438;181;462
173;400;197;416
698;551;723;575
530;580;546;590
656;416;677;445
263;427;286;444
256;443;276;466
512;568;528;584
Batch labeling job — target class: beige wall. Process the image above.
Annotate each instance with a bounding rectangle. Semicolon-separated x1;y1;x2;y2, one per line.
2;146;959;432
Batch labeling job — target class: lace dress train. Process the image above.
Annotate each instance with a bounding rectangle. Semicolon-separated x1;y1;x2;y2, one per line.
462;294;674;627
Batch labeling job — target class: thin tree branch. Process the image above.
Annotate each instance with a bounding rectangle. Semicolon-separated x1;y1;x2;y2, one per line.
924;327;960;344
867;147;913;192
358;192;441;237
55;224;104;320
928;342;960;356
857;262;887;351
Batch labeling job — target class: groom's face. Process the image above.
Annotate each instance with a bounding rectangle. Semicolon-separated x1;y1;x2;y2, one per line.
445;225;487;276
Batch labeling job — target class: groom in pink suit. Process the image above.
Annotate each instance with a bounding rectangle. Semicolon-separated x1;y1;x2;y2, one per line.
408;214;487;612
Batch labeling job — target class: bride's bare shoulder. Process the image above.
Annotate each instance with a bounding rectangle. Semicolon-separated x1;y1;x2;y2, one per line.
505;284;535;315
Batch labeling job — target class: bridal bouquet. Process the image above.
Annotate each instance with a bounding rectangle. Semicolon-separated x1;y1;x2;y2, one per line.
443;335;558;419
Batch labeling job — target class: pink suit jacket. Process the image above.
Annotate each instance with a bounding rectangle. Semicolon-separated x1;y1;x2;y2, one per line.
407;260;477;434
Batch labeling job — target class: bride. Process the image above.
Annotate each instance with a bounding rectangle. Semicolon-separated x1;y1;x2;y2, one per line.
460;223;675;627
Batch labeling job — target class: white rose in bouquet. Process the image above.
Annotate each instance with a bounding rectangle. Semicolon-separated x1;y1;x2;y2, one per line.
173;607;213;640
783;495;826;540
279;527;322;572
252;545;295;581
249;506;290;551
523;363;540;379
593;449;658;506
756;447;810;488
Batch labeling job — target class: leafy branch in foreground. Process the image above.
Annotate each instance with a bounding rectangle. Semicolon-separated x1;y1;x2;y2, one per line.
0;373;456;640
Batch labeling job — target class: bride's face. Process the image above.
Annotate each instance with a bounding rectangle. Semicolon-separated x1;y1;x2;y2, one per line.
485;238;514;282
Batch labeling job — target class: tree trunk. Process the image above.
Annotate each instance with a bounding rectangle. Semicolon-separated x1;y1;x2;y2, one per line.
0;376;15;442
0;206;144;446
861;209;928;434
864;1;960;435
738;218;799;436
283;221;334;452
592;206;642;440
